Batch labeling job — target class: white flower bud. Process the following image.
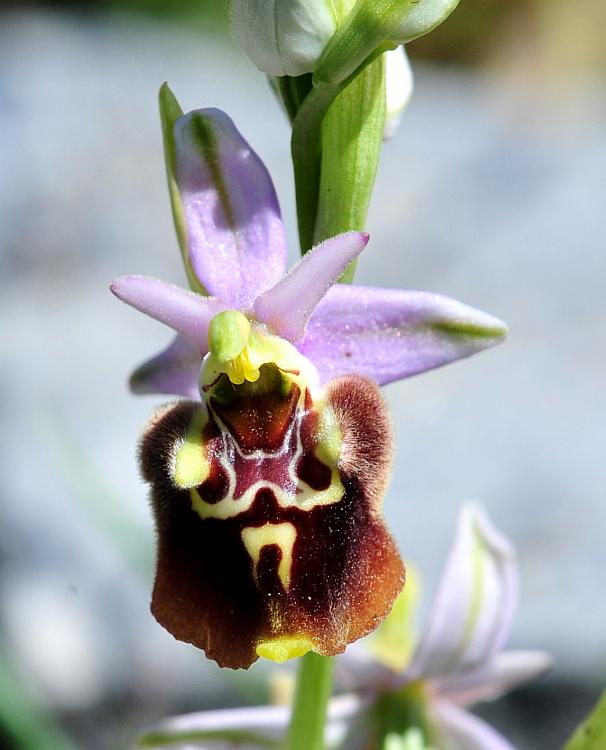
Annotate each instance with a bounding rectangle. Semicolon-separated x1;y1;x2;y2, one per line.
384;46;413;140
227;0;338;77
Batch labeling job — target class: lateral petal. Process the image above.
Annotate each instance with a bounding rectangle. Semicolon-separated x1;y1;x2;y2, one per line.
436;650;553;708
129;335;202;399
298;285;507;385
431;700;516;750
254;232;369;342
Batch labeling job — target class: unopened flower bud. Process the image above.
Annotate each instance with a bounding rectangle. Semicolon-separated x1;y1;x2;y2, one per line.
227;0;338;77
384;46;414;140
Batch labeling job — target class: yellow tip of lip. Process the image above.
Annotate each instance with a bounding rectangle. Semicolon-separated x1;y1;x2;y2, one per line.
256;637;314;663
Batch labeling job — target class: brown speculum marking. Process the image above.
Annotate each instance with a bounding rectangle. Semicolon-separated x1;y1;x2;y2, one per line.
141;356;404;669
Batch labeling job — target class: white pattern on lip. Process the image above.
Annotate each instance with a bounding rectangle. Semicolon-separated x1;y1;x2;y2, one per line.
188;408;344;522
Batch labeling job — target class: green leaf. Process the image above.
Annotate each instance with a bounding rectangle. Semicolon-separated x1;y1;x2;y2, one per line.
564;689;606;750
313;53;386;283
158;83;205;294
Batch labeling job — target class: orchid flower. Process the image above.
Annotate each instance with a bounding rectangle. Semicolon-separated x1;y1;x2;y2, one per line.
136;506;552;749
111;104;507;670
339;504;554;749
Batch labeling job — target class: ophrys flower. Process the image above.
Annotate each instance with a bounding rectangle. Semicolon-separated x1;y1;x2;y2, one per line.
111;102;507;670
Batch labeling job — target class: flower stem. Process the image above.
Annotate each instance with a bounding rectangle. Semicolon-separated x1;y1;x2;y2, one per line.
313;54;386;283
291;46;389;257
286;653;334;750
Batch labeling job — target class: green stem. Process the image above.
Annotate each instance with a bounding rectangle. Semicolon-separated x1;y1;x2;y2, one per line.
286;653;334;750
291;85;339;254
313;54;386;282
291;46;388;255
272;74;314;124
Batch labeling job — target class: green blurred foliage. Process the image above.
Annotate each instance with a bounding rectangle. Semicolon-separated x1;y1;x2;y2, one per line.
564;690;606;750
409;0;510;65
57;0;606;74
411;0;606;72
37;0;226;28
103;0;224;25
12;0;606;71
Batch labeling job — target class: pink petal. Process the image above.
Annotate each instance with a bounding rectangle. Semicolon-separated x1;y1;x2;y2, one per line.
174;109;287;308
129;334;202;399
337;643;397;693
110;275;226;350
298;285;507;385
436;650;553;708
137;693;368;750
254;231;369;341
404;504;518;683
431;700;517;750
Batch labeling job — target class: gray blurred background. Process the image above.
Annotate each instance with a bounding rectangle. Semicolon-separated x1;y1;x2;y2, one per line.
1;1;605;748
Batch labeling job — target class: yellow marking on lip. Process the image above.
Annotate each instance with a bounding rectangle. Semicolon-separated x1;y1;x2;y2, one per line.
315;402;342;467
241;522;297;590
256;636;314;663
173;410;209;489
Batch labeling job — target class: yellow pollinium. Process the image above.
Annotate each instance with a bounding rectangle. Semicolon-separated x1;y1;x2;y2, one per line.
224;345;260;385
207;310;260;385
202;310;320;399
256;637;315;663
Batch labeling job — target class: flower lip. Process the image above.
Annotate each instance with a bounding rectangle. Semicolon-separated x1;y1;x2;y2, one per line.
141;368;403;668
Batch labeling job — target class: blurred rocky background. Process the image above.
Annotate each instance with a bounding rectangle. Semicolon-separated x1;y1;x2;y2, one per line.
1;0;605;748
